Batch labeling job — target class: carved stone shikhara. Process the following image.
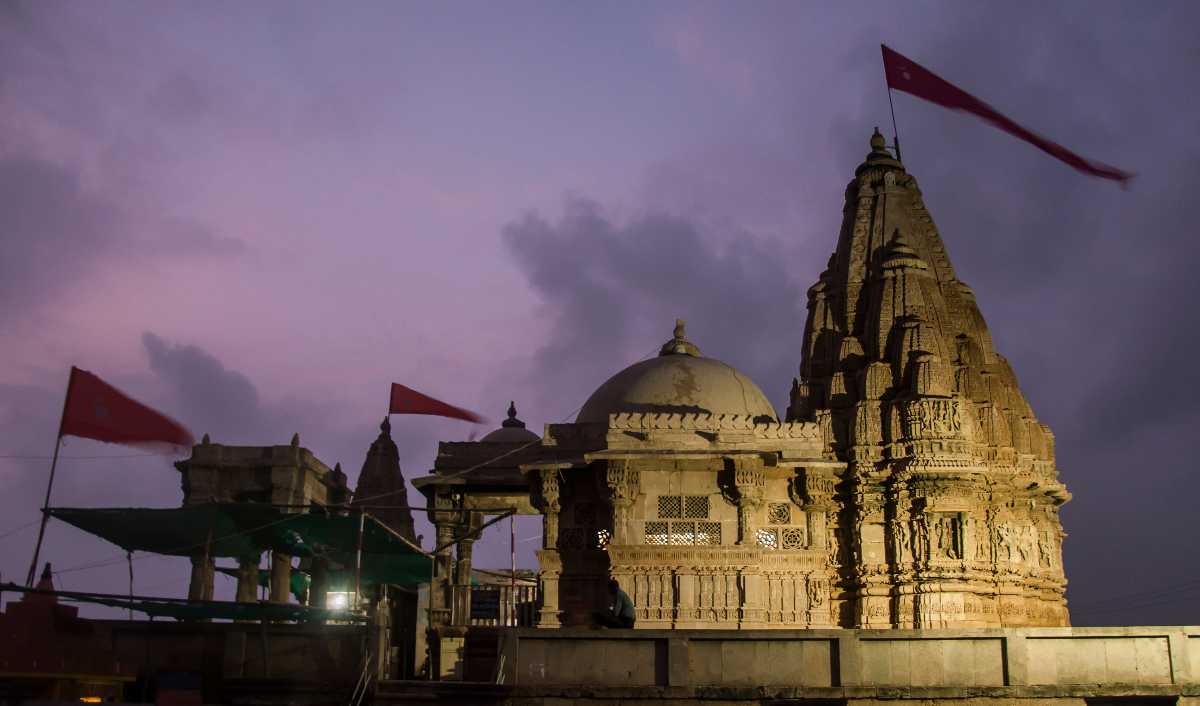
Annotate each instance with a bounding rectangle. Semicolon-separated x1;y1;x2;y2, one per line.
518;130;1070;630
786;128;1070;628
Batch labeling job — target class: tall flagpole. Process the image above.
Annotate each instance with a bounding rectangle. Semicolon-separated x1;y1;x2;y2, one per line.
887;86;903;162
26;367;76;587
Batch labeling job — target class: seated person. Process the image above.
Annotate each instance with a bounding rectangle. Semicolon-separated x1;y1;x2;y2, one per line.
593;578;635;629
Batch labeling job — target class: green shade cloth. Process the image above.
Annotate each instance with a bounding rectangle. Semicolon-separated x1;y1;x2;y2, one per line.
49;504;432;588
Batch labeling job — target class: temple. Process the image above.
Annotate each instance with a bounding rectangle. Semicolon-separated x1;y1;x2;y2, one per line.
421;129;1070;642
12;131;1190;706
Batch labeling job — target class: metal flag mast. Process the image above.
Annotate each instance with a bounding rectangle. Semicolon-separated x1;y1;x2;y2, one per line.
887;82;903;162
26;368;75;586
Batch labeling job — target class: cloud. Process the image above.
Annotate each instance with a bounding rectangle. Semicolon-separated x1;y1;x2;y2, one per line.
503;196;807;419
0;156;121;314
142;333;263;442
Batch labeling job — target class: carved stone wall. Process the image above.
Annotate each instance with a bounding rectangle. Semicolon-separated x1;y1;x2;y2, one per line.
785;130;1070;628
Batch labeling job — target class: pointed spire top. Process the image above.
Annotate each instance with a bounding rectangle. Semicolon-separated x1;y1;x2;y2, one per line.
870;126;887;152
501;401;526;429
290;433;300;448
36;563;54;592
380;416;391;436
201;433;210;445
659;318;702;357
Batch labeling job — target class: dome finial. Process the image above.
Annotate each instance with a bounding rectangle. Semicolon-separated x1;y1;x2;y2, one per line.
380;416;391;436
857;126;903;175
501;401;526;429
659;318;701;357
871;127;886;151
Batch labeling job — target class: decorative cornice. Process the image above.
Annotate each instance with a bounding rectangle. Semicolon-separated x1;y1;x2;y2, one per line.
603;412;820;438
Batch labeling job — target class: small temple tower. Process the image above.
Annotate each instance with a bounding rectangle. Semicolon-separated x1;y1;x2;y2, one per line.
785;129;1070;627
352;417;417;542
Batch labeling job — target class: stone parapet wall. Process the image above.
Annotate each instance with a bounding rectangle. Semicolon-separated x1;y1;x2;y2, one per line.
497;626;1200;695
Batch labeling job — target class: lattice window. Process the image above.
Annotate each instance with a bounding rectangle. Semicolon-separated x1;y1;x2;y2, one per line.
669;521;695;545
596;528;611;550
756;527;779;550
645;521;669;545
684;495;710;519
767;503;791;525
658;495;682;518
781;526;807;550
696;521;722;546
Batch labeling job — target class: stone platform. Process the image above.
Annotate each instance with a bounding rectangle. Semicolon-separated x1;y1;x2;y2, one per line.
383;626;1200;705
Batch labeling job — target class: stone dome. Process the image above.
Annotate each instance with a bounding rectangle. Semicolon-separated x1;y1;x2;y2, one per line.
480;401;540;443
576;320;778;424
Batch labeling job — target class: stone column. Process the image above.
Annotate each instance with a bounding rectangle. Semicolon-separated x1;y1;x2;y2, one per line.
188;553;215;602
429;520;455;628
269;552;292;603
533;468;562;627
730;456;765;545
235;555;261;603
452;533;475;626
739;570;766;627
605;460;640;545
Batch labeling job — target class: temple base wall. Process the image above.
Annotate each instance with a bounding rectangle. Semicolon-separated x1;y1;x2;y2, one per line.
400;626;1200;704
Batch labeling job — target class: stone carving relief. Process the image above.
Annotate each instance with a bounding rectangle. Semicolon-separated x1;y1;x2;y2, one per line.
901;398;967;440
929;513;962;560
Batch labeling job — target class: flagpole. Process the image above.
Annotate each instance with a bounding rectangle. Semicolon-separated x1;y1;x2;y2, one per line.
887;87;903;162
26;368;76;586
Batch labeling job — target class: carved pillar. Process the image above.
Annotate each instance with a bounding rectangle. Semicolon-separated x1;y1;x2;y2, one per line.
730;456;765;545
675;569;696;627
605;460;640;545
532;468;562;627
739;570;766;627
428;493;458;628
452;516;478;627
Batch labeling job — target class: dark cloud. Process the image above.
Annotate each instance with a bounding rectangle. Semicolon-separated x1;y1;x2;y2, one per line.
0;156;121;313
503;196;807;420
0;153;246;324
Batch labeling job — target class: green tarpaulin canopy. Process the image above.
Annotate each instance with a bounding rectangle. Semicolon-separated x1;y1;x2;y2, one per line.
49;504;432;588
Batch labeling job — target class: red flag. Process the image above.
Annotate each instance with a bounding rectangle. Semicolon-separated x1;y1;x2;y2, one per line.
882;45;1133;185
59;367;195;450
388;383;484;424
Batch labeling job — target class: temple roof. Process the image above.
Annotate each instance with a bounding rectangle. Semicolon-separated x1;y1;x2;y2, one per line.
576;320;777;424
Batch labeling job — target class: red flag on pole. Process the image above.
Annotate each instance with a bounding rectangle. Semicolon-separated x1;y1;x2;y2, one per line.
59;367;195;450
388;383;484;424
881;44;1133;185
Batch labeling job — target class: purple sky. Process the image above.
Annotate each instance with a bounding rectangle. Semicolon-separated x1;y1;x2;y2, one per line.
2;1;1197;625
